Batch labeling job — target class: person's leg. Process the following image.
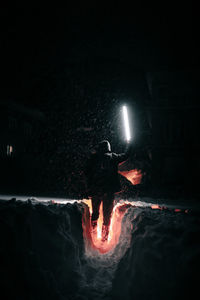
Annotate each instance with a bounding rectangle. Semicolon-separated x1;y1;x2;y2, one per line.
103;192;114;227
91;195;101;228
102;193;114;241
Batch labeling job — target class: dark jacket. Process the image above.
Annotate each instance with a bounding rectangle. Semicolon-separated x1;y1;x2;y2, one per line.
85;144;132;195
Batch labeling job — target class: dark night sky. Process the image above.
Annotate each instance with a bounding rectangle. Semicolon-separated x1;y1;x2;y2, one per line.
2;2;199;108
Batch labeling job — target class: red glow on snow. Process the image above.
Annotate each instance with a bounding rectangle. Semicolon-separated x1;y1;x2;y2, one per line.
81;199;188;255
151;204;162;210
118;169;142;185
82;199;132;254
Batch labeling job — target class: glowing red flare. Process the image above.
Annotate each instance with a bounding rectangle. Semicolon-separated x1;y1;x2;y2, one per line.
118;169;142;185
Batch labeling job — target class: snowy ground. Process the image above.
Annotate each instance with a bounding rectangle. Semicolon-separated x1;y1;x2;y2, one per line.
0;196;199;300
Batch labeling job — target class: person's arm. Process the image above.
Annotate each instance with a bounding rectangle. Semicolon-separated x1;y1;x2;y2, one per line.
114;142;133;164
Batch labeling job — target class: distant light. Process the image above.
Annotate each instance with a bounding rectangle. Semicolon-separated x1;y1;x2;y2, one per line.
122;105;131;142
7;145;13;156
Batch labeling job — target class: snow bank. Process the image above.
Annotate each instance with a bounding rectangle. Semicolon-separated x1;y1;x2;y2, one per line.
0;199;199;300
0;199;84;300
112;207;200;300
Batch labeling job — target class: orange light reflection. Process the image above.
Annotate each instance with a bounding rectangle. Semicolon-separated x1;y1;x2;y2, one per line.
118;169;142;185
82;198;187;255
82;199;132;254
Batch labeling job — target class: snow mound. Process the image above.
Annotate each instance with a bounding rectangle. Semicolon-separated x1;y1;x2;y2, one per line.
0;198;199;300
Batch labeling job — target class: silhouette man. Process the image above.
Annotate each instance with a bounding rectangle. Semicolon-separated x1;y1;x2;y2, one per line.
85;140;132;241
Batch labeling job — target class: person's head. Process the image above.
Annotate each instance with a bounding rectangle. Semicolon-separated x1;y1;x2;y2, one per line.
98;140;111;153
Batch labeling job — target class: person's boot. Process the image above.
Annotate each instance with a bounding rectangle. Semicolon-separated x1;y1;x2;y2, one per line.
101;225;109;242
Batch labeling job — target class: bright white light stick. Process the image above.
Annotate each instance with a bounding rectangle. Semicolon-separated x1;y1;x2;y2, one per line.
122;105;131;142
